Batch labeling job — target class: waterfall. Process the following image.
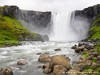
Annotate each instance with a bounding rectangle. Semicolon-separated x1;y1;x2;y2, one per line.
49;11;90;41
50;12;74;41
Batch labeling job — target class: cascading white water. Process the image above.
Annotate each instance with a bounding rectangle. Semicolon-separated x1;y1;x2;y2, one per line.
50;11;78;41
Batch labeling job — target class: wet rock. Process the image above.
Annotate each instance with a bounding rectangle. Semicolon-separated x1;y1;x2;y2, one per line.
45;52;49;54
49;55;71;70
75;45;85;53
85;44;94;50
54;48;61;51
17;59;28;65
37;66;42;68
78;43;83;47
67;69;81;75
71;45;77;49
38;54;51;63
0;67;13;75
43;63;51;74
92;52;99;57
97;56;100;60
52;65;67;75
37;53;41;55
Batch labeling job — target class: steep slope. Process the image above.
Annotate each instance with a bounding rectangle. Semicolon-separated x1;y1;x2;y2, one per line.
0;6;43;47
74;4;100;40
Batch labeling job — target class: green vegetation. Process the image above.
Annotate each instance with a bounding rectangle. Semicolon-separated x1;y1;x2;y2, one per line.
0;6;42;47
82;52;89;58
89;17;100;39
81;43;100;75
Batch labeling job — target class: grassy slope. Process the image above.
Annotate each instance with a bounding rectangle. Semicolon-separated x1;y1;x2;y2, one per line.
82;16;100;75
89;17;100;39
0;15;42;47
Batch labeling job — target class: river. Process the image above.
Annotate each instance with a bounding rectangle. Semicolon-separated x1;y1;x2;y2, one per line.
0;41;80;75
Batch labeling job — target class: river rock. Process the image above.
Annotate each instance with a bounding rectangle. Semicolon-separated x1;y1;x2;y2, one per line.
67;69;81;75
54;48;61;51
49;55;70;70
97;56;100;61
75;45;85;53
52;65;67;75
37;53;41;55
43;63;51;74
85;43;94;50
38;54;51;63
71;45;77;49
17;59;28;65
0;67;13;75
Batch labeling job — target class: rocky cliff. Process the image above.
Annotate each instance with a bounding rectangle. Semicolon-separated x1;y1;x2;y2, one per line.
74;4;100;23
0;5;51;47
2;6;52;35
74;4;100;40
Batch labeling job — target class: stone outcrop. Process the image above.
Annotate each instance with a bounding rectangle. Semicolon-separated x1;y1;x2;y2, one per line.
2;6;51;28
74;4;100;23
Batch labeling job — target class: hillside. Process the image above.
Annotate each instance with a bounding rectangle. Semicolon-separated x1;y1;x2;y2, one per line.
74;4;100;40
0;6;43;47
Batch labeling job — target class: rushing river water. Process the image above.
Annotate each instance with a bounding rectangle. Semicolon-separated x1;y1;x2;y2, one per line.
0;41;80;75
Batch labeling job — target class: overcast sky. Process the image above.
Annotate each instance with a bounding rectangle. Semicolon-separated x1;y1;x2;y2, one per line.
0;0;100;11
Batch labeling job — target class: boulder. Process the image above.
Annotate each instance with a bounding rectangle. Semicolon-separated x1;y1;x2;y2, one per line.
43;63;51;74
97;56;100;60
37;53;41;55
0;67;13;75
71;45;77;49
54;48;61;51
38;54;51;63
85;44;94;50
49;55;70;71
75;45;85;53
17;59;28;65
52;65;67;75
67;69;81;75
78;43;83;47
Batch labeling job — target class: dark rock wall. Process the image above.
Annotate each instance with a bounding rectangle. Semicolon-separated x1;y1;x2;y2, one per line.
3;6;52;35
74;4;100;24
73;4;100;40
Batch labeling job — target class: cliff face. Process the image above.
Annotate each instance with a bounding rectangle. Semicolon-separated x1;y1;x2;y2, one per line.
74;4;100;40
74;4;100;23
0;6;49;47
3;6;52;35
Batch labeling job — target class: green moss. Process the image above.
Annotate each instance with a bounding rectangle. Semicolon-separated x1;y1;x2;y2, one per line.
92;57;97;62
88;17;100;40
82;52;89;58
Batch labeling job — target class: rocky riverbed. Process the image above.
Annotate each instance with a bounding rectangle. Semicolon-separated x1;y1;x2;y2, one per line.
0;41;99;75
0;41;80;75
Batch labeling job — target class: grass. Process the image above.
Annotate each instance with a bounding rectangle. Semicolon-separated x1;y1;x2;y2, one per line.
0;15;42;47
88;17;100;39
82;52;89;58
